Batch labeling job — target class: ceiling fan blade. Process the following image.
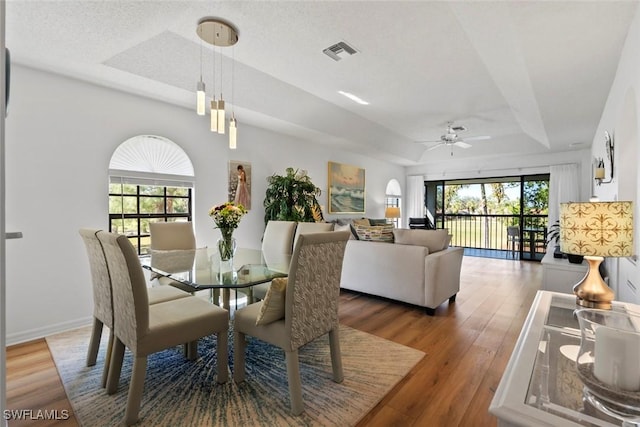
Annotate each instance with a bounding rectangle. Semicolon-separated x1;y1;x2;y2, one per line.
426;143;444;151
454;141;472;149
461;135;491;142
414;140;442;144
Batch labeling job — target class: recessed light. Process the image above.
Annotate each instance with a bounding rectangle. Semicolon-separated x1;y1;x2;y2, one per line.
569;142;583;147
338;91;369;105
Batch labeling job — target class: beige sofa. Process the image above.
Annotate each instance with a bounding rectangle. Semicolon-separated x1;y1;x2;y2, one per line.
339;228;464;315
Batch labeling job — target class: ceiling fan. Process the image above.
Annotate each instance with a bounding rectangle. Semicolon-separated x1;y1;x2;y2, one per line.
416;122;491;155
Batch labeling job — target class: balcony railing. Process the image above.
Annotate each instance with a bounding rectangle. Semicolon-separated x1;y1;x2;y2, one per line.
438;213;548;260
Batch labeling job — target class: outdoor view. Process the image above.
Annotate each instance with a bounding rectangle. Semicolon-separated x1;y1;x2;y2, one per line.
108;182;192;253
430;175;549;260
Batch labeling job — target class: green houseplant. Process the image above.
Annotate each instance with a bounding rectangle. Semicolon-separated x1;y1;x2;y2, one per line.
263;167;323;225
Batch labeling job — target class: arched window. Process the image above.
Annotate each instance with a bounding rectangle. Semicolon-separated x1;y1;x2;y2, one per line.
385;179;402;228
108;135;195;254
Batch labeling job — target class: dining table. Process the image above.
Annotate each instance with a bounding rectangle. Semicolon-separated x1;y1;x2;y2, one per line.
140;247;291;308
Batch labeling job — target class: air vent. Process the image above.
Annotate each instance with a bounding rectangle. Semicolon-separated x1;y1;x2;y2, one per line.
323;41;358;61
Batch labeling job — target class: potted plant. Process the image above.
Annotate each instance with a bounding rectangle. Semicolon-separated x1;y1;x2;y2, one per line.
546;220;564;259
263;167;323;225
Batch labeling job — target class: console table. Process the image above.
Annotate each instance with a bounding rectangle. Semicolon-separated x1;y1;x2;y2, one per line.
489;291;637;426
541;251;588;294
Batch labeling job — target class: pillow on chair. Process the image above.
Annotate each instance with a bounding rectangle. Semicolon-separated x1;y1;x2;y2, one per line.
255;277;288;325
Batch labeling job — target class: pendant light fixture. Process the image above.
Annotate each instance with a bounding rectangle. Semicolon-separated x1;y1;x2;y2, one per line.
197;17;238;145
229;42;237;149
196;25;206;116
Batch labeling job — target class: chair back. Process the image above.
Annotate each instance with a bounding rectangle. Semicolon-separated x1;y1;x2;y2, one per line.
97;231;149;353
149;222;196;250
507;226;520;239
285;231;350;349
262;220;297;263
79;228;113;328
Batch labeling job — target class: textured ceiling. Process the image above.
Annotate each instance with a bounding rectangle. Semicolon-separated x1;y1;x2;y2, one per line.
6;1;638;166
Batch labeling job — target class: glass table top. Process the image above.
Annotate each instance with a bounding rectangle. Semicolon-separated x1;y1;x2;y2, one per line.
525;295;629;426
140;247;290;290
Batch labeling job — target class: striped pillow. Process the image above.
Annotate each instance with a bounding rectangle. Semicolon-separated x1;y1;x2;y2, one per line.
353;224;394;243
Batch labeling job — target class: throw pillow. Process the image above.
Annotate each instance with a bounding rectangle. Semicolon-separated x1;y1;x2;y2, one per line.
368;218;388;226
393;229;450;253
352;218;370;226
353;224;394;242
255;277;287;326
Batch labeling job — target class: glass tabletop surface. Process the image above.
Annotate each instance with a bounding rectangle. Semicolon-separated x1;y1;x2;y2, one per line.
140;247;290;290
525;295;630;426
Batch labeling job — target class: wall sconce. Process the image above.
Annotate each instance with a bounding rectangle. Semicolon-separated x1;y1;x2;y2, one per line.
595;131;614;186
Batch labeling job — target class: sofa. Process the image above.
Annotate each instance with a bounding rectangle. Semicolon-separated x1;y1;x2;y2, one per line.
260;220;464;315
340;227;464;315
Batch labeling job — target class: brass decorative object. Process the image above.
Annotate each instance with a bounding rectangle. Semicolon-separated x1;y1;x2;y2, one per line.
560;201;633;309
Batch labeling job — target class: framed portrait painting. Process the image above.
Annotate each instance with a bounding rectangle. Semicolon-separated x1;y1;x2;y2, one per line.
228;160;251;210
328;161;365;214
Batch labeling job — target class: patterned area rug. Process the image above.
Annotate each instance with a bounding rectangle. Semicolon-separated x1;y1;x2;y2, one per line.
47;324;424;426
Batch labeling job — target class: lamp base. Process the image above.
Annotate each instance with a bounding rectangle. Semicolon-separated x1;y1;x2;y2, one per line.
573;256;614;309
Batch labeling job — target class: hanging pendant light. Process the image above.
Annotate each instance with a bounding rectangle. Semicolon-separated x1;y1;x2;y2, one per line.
229;115;237;149
196;17;238;142
196;25;206;116
210;98;218;131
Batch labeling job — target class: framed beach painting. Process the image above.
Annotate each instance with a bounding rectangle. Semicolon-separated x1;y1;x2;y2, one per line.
328;161;365;214
228;160;251;210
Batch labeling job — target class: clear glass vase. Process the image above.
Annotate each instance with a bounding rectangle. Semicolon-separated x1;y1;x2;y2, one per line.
217;229;237;262
575;309;640;421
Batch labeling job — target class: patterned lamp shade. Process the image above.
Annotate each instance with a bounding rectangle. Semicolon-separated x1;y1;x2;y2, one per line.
560;201;634;257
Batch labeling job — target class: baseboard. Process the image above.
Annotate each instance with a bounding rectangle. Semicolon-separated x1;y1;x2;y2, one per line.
6;316;92;346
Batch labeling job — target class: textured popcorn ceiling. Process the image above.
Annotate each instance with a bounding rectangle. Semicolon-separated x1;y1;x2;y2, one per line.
5;1;638;165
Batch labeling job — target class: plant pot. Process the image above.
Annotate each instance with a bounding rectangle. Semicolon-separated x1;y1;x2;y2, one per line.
567;254;584;264
553;245;564;259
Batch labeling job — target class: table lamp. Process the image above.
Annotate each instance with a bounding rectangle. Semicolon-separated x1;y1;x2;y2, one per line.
385;207;400;223
560;201;633;309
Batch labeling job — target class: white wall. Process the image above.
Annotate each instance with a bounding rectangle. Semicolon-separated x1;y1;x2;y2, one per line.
590;6;640;302
4;64;404;344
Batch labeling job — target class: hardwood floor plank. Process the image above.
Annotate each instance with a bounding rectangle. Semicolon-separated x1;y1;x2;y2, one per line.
6;256;541;427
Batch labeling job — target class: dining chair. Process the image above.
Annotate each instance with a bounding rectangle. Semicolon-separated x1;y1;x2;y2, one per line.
506;226;520;258
97;231;229;426
252;220;297;301
149;221;197;293
79;229;189;388
233;231;350;415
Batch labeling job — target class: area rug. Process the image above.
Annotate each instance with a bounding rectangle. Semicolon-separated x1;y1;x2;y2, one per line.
47;325;424;426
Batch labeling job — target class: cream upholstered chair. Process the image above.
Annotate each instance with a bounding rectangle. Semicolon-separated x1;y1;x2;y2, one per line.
79;229;189;387
149;221;196;250
233;231;350;415
252;220;298;301
97;231;229;425
149;221;197;292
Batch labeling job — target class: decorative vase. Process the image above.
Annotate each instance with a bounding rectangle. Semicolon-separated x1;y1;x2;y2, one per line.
217;229;237;262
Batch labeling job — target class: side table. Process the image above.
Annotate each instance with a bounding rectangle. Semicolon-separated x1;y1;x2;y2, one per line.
489;290;638;426
541;251;588;294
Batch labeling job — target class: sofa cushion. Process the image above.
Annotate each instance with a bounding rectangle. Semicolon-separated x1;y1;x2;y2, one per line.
353;224;394;242
255;277;287;326
393;229;450;253
335;223;357;240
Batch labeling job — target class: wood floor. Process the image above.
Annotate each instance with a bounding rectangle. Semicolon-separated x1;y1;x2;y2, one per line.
6;256;541;426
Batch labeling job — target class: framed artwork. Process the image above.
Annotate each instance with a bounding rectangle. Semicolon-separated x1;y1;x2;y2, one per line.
328;161;365;214
228;160;251;210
